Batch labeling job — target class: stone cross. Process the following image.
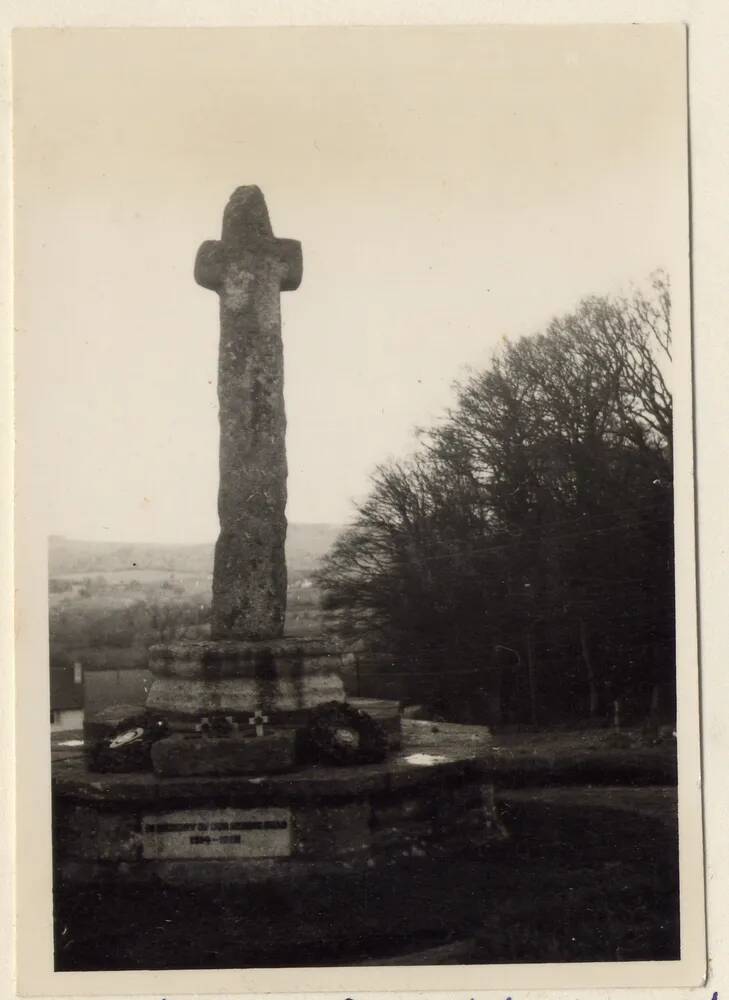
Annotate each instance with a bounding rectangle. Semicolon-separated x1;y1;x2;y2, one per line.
248;709;269;738
195;187;303;641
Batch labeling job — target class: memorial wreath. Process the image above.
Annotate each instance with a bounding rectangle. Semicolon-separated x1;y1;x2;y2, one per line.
303;700;388;766
87;713;169;773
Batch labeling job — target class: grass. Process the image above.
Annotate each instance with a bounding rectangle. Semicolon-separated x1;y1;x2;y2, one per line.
484;727;677;786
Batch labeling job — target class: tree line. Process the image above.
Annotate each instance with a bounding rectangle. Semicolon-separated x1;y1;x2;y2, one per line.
317;275;675;726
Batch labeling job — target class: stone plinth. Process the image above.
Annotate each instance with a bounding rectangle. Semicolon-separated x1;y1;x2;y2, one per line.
146;637;346;729
151;731;296;777
53;719;502;880
53;717;505;967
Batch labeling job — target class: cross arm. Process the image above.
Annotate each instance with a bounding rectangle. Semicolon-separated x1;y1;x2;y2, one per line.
195;232;302;295
195;240;226;293
277;238;303;292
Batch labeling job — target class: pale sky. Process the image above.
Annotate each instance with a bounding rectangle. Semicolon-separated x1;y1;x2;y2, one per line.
13;25;688;543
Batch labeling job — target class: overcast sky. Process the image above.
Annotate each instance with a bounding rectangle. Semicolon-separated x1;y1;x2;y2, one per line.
14;25;687;543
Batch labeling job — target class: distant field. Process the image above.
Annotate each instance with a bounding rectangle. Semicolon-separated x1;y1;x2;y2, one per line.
53;569;211;584
48;530;342;682
49;524;344;577
49;558;333;670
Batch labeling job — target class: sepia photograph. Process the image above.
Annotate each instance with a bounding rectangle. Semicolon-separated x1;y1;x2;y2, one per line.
12;23;704;989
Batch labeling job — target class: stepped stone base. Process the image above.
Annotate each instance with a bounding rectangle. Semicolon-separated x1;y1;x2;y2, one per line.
146;636;346;723
53;719;503;881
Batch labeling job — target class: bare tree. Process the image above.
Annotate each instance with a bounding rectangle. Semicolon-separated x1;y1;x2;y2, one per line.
318;277;674;724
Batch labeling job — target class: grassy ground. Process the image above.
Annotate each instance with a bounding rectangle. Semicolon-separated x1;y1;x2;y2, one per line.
484;726;677;786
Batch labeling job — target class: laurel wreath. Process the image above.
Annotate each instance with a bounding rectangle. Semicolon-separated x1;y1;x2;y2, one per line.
87;714;168;773
302;701;388;766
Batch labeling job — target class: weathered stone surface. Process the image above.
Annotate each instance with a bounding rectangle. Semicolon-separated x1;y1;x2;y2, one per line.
151;732;296;778
55;803;143;862
195;186;302;641
145;636;347;738
274;761;390;800
292;801;372;858
53;776;505;879
146;674;344;717
370;817;435;855
148;637;342;679
401;717;493;751
371;791;439;827
52;766;159;804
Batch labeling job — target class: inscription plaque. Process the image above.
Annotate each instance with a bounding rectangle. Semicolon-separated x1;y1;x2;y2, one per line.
142;806;292;859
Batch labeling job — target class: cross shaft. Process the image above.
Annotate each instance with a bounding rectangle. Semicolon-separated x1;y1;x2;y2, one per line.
195;187;302;640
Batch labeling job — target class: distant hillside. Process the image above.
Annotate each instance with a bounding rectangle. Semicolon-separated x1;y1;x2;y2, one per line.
49;523;345;577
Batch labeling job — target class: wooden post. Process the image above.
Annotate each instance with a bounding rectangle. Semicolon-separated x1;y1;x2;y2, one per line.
579;619;599;720
613;699;621;730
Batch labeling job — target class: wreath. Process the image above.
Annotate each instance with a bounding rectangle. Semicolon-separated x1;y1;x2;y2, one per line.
87;713;169;773
302;701;388;766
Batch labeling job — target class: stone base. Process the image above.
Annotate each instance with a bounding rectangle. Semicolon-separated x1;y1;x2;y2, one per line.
81;696;402;779
53;720;506;969
53;720;502;877
145;636;346;724
151;731;297;778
